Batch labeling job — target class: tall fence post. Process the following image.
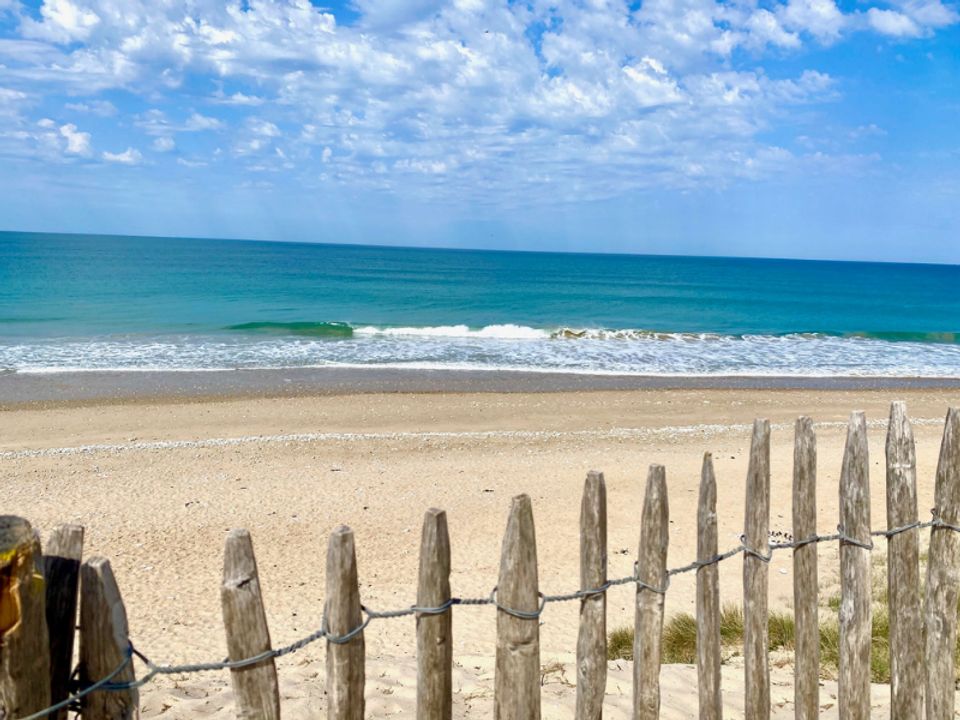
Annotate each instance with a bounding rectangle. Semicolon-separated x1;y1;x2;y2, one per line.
45;523;84;720
0;516;52;718
80;556;138;720
494;494;541;720
697;454;721;720
743;419;770;720
417;508;452;720
325;525;365;720
634;464;669;720
792;417;818;720
222;529;280;720
886;402;923;719
924;407;960;720
838;412;871;720
576;470;607;720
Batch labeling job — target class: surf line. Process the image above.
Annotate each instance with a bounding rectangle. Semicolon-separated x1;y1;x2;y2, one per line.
0;417;946;460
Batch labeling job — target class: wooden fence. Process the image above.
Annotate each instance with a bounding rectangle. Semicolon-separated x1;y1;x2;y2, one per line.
2;402;960;719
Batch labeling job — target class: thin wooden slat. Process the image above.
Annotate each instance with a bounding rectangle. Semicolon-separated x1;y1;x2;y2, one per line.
222;529;280;720
576;470;607;720
494;493;541;720
885;402;922;719
792;417;818;720
44;523;84;720
838;411;871;720
79;556;138;720
924;407;960;720
417;508;452;720
697;454;721;720
743;419;770;720
0;516;52;718
325;525;364;720
634;464;669;720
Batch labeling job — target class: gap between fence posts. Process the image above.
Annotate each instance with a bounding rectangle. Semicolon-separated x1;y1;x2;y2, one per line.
924;408;960;720
634;464;668;720
80;556;138;720
494;494;541;720
885;402;923;719
222;529;280;720
697;454;721;720
576;471;606;720
417;508;452;720
743;420;770;720
0;516;51;719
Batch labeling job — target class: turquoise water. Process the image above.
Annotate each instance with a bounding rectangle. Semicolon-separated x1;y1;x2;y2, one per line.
2;231;960;376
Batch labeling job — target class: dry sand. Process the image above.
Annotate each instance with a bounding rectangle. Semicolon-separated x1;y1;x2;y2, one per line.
3;387;959;717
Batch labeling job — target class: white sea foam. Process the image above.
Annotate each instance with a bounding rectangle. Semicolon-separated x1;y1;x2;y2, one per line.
354;324;549;339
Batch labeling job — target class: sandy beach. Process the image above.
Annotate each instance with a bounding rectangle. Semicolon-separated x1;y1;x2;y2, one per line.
3;384;960;717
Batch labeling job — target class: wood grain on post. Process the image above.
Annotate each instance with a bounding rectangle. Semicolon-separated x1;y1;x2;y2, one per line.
79;556;138;720
838;412;871;720
633;464;669;720
924;407;960;720
417;508;452;720
494;494;541;720
0;516;52;718
325;525;365;720
697;455;722;720
222;529;280;720
792;417;818;720
743;419;770;720
885;402;923;719
44;523;84;720
576;471;607;720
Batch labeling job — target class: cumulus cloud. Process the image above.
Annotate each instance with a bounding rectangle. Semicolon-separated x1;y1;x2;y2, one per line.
867;8;923;36
102;147;142;164
152;136;175;152
59;123;91;155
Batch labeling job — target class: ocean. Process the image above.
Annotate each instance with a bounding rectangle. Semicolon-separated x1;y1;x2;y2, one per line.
2;231;959;378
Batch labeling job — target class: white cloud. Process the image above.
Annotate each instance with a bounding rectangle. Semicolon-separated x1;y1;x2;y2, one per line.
102;147;143;164
867;8;924;36
59;123;91;155
65;99;117;116
152;136;175;152
21;0;100;43
780;0;847;42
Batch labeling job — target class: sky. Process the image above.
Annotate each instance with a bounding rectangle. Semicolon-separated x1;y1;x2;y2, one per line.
0;0;958;263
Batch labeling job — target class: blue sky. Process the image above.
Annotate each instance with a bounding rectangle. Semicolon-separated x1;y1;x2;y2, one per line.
1;0;958;263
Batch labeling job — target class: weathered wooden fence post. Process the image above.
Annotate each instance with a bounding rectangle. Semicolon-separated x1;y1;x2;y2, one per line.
886;402;922;719
494;494;541;720
222;529;280;720
924;407;960;720
0;516;52;718
576;470;607;720
634;464;669;720
839;412;871;720
45;523;84;720
697;454;721;720
417;508;452;720
325;525;365;720
792;417;818;720
743;419;770;720
80;556;138;720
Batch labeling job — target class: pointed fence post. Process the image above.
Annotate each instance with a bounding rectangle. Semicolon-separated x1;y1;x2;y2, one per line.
80;556;138;720
634;464;669;720
417;508;452;720
325;526;365;720
743;419;770;720
792;417;818;720
697;455;722;720
45;524;84;720
924;408;960;720
222;529;280;720
885;402;923;719
576;471;607;720
838;412;871;720
494;494;541;720
0;516;52;719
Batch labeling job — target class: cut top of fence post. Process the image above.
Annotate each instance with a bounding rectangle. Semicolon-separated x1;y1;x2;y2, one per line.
0;516;52;719
495;493;541;720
